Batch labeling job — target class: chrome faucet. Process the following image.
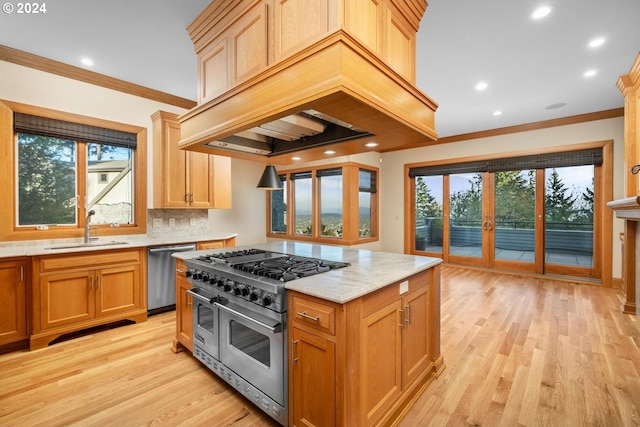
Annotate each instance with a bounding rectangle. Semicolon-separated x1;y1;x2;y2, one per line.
84;210;96;243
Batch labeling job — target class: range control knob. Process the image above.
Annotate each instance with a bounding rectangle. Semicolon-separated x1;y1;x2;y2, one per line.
249;291;260;302
234;286;243;296
241;287;250;297
262;295;273;307
209;276;217;285
201;273;210;282
223;281;233;292
216;278;225;287
185;270;192;278
193;271;202;280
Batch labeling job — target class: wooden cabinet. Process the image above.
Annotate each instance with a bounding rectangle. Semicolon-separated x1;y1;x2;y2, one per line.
151;110;231;209
197;236;236;250
289;266;442;427
360;280;430;425
0;258;28;346
173;259;193;353
291;327;336;427
31;249;146;350
189;0;423;104
172;238;236;353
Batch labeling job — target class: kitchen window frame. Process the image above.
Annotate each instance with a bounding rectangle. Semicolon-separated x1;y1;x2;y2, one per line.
0;99;147;241
266;162;378;245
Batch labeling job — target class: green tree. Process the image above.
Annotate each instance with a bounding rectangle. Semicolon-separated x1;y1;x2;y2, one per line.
415;177;441;220
494;170;535;228
545;168;577;228
575;177;594;223
450;173;482;224
18;134;76;225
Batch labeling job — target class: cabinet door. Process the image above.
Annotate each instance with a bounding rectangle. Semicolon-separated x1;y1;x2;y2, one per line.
164;118;189;207
0;260;27;344
291;327;335;427
40;270;94;330
401;285;430;388
96;264;140;317
360;299;402;426
176;269;193;352
187;151;214;208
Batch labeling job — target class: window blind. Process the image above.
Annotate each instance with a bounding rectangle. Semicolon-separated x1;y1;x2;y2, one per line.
408;147;603;177
14;113;137;149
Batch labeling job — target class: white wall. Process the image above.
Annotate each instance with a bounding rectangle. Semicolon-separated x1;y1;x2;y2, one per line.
1;60;625;277
379;117;626;277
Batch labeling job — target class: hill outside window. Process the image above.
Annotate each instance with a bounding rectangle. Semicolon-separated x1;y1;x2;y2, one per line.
267;162;378;245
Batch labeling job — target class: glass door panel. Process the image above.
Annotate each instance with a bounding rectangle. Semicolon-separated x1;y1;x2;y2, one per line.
493;170;536;263
449;173;483;258
544;166;594;270
414;175;443;254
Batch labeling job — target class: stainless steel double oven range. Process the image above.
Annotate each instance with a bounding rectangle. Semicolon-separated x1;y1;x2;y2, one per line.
183;248;349;426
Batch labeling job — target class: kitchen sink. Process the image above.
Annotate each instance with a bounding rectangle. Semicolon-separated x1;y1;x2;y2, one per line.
45;241;130;250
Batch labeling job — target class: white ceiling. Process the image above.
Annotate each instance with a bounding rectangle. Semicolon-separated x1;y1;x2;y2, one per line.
1;0;639;138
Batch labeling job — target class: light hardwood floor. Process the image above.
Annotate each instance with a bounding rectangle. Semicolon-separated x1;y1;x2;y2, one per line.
1;266;639;426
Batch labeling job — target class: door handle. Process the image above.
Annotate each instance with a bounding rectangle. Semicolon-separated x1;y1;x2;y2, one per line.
398;308;405;329
483;214;493;231
291;339;298;365
405;304;412;325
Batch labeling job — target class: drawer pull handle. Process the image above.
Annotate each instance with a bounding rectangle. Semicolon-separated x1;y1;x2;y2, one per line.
297;311;320;322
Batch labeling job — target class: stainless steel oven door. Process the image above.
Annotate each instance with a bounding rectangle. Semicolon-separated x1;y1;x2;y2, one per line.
187;287;219;359
217;300;285;406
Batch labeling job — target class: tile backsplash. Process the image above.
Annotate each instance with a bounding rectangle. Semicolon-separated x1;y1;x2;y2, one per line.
146;209;209;237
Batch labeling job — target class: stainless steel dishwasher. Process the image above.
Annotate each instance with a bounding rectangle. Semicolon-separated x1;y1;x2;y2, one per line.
147;243;197;314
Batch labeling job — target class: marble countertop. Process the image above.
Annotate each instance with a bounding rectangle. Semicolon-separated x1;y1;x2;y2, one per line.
174;241;442;304
0;232;238;258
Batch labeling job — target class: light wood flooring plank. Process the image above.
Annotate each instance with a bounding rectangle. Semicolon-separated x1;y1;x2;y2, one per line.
1;266;639;426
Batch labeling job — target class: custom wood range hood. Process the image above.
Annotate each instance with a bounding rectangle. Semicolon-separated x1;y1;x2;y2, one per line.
178;0;438;164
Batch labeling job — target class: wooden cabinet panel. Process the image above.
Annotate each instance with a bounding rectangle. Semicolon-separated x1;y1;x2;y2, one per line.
164;118;189;207
291;327;336;427
273;0;331;61
383;3;415;81
401;285;430;388
344;0;381;55
152;111;231;209
232;4;267;84
40;270;94;330
174;260;193;352
187;151;214;208
200;39;229;103
361;299;402;426
0;260;27;345
291;295;336;335
96;264;140;317
32;249;146;350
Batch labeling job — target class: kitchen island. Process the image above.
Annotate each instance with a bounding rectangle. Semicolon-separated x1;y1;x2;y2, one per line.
175;241;443;427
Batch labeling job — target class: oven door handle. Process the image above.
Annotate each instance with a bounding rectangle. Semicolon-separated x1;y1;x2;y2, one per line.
215;302;282;334
186;288;216;304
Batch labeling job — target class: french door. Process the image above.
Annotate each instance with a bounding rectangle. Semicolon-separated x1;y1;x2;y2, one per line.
413;163;598;279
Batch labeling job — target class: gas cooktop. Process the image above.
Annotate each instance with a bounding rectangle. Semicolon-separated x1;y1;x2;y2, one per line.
193;248;350;282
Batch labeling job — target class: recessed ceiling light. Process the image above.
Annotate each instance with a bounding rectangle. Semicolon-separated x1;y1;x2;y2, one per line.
475;81;488;91
493;111;503;116
531;5;553;19
588;37;605;48
81;57;94;66
365;142;378;147
324;150;336;155
583;69;597;78
291;156;301;161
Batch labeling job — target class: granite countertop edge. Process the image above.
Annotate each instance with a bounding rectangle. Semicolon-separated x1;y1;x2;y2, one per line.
0;232;238;258
174;241;443;304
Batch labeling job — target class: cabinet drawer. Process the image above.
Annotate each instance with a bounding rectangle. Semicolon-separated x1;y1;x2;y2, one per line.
39;249;141;272
291;296;335;335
